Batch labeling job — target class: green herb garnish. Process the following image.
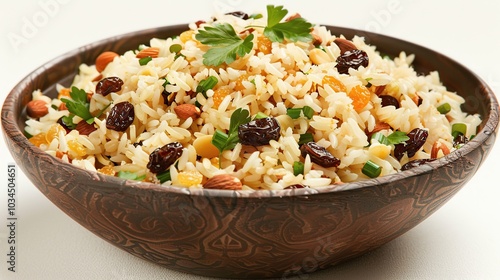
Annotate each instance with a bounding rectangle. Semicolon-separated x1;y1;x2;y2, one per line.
437;102;451;114
452;123;467;138
362;160;382;178
298;133;314;145
263;5;313;43
212;108;251;167
195;23;254;67
293;161;304;176
196;76;218;97
117;171;146;181
139;56;152;66
157;170;172;183
371;131;409;145
286;106;314;119
254;112;269;119
61;86;94;124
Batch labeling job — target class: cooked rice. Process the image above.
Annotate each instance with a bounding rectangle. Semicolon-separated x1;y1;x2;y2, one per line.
24;9;482;190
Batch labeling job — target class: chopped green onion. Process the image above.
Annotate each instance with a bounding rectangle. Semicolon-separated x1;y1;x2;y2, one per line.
211;130;230;151
196;76;218;97
169;44;182;54
117;171;145;181
286;108;302;119
162;79;170;88
437;103;451;114
250;13;263;19
469;134;476;141
293;161;304;176
298;133;314;145
362;160;382;178
157;170;171;183
287;106;314;119
386;131;409;144
254;112;268;119
452;123;467;138
370;132;390;145
139;56;152;66
302;106;314;119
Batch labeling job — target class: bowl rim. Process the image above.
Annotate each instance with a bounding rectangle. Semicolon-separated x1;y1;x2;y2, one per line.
2;24;499;198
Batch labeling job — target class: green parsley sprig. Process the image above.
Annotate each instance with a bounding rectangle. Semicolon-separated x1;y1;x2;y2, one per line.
195;23;254;67
263;5;313;43
371;131;409;145
61;86;110;127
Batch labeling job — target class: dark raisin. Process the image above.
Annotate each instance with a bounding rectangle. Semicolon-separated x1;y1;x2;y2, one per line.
57;117;73;133
133;141;143;147
394;128;429;160
300;142;340;168
401;158;436;171
162;90;176;106
238;117;280;146
106;101;135;131
96;77;124;96
380;95;400;108
147;142;183;173
453;134;468;147
285;184;309;189
225;11;249;20
335;49;369;75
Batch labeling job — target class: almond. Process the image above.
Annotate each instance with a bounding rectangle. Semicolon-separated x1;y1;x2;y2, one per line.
203;174;243;190
95;51;118;72
58;102;68;111
333;38;357;54
75;121;97;136
136;47;160;59
431;141;450;159
26;100;49;118
174;104;201;120
285;13;302;21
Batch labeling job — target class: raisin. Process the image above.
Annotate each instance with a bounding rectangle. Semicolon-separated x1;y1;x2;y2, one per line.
380;95;400;108
453;134;468;147
401;158;436;171
225;11;249;19
394;128;429;160
106;101;135;131
300;142;340;168
335;49;369;75
238;117;280;146
285;184;309;189
96;77;124;96
147;142;183;173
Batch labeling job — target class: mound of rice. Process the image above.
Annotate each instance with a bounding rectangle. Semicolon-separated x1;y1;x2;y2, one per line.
24;8;481;190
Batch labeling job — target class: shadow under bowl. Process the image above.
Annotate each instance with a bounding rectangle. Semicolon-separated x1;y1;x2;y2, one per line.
2;24;499;279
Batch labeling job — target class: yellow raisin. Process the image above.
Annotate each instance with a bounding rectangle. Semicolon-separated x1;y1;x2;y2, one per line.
257;36;272;54
212;87;232;109
177;170;203;187
67;140;87;158
97;165;116;176
322;75;347;93
45;123;66;143
58;88;71;100
348;85;371;112
180;30;195;43
234;74;249;91
29;133;48;147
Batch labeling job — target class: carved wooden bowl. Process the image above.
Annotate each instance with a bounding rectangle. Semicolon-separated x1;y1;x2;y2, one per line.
2;25;499;279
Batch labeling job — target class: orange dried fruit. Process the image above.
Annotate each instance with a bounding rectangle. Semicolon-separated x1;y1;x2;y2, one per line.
67;140;87;158
29;133;48;147
348;85;371;112
177;170;203;187
257;36;272;54
98;165;116;176
45;123;66;143
212;87;232;109
234;74;249;91
322;75;347;93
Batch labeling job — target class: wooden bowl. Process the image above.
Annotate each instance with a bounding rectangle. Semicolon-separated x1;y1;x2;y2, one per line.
2;24;499;278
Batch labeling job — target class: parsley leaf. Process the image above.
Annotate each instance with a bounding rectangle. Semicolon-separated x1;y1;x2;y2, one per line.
263;5;313;43
212;108;251;167
61;86;94;124
371;131;409;145
196;23;254;66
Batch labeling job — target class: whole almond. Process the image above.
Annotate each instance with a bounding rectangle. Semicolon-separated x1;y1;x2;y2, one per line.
26;100;49;118
333;38;357;54
174;104;201;120
136;47;160;59
203;174;243;190
95;51;118;72
75;121;97;136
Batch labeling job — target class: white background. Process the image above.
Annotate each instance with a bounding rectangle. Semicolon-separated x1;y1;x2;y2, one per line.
1;0;499;279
